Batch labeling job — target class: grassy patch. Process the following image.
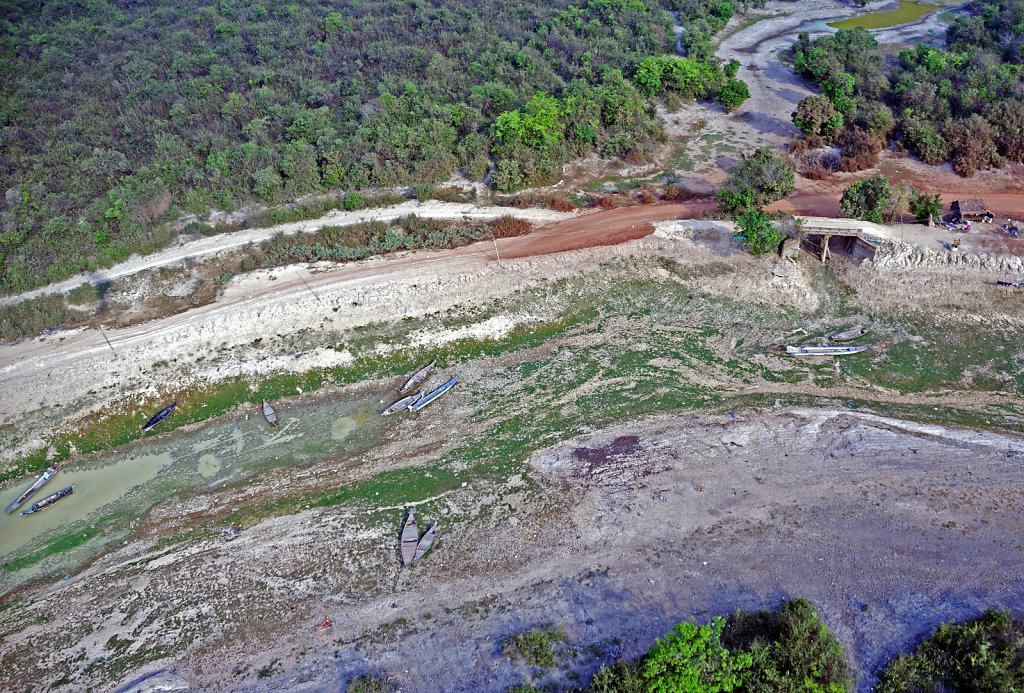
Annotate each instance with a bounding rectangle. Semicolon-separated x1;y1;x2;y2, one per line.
3;522;105;574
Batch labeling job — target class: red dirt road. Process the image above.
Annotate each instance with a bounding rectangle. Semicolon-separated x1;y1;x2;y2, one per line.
501;201;718;258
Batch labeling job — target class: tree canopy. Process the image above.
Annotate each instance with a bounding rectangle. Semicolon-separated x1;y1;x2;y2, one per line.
717;147;796;213
0;0;749;294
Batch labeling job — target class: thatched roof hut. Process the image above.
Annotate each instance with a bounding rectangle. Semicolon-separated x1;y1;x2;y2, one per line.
951;199;989;220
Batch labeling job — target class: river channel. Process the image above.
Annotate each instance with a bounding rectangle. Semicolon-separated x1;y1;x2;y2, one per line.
0;390;395;593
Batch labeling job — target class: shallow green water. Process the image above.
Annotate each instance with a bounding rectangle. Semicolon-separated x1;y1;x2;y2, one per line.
0;391;393;589
828;1;944;30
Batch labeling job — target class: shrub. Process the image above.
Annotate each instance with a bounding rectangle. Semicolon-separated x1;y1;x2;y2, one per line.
717;147;795;213
343;192;365;211
837;126;885;172
347;673;397;693
546;197;578;212
502;625;568;668
876;609;1024;693
490;215;533;238
642;617;752;693
908;190;943;223
839;175;892;223
718;78;750;112
587;661;646;692
734;210;786;255
413;183;435;200
722;598;853;692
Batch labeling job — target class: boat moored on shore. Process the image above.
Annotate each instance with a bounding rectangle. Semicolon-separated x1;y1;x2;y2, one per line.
4;466;57;514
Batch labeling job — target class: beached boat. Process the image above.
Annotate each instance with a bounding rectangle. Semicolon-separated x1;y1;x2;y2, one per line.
21;486;74;515
786;345;867;356
414;522;437;561
997;281;1024;288
829;325;869;341
400;510;419;566
5;466;57;514
398;360;436;394
408;376;459;413
142;402;176;432
382;392;423;416
262;400;278;427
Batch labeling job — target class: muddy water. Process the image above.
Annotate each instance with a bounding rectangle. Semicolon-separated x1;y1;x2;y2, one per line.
0;390;403;587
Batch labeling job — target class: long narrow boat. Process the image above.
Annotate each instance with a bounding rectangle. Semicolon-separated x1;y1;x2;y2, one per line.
829;325;868;342
414;522;437;561
21;486;74;515
382;392;422;416
262;400;278;427
786;345;867;357
398;360;436;394
5;466;57;514
142;402;176;432
408;376;459;413
400;510;419;566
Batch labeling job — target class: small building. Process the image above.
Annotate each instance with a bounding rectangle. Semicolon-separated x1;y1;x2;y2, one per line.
951;199;990;221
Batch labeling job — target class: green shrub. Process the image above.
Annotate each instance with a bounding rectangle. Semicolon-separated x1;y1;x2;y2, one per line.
586;661;646;692
734;210;785;256
643;617;751;693
716;147;795;214
722;599;852;693
347;672;397;693
875;609;1024;693
502;625;568;668
343;192;366;211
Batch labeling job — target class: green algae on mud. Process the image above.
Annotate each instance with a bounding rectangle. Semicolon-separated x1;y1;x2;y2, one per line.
5;262;1024;593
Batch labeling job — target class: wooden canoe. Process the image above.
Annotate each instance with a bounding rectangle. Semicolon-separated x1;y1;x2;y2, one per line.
399;360;436;394
262;399;278;427
829;325;868;341
400;510;419;566
21;486;74;515
414;522;437;561
408;376;458;413
382;392;422;416
5;466;57;514
142;402;176;432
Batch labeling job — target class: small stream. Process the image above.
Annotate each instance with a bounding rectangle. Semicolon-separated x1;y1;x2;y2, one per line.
0;390;398;590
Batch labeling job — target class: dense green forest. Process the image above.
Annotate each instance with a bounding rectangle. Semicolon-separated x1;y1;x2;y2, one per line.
0;0;748;294
791;0;1024;176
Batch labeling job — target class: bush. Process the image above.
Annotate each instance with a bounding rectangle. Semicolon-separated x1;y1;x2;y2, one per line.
839;175;892;224
413;183;435;201
717;147;795;213
491;216;533;239
734;210;786;255
722;598;853;692
586;661;646;692
547;197;578;212
502;625;568;668
876;609;1024;693
837;126;885;172
908;190;943;223
643;617;752;693
343;192;366;211
347;673;397;693
718;79;750;112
